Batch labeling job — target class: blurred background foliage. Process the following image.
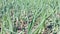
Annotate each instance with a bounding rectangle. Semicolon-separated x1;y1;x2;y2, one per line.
0;0;60;34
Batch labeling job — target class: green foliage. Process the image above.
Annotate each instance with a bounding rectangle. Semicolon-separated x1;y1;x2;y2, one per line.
0;0;60;34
